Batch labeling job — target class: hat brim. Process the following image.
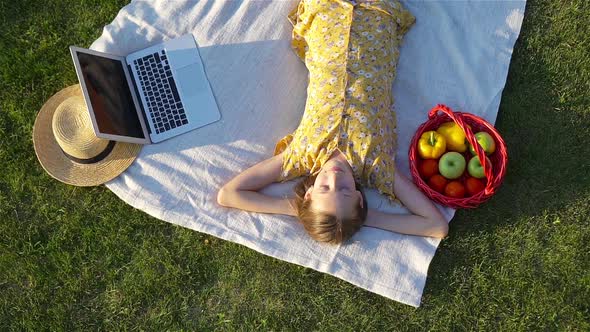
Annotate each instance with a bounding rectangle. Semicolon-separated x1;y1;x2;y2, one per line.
33;85;142;186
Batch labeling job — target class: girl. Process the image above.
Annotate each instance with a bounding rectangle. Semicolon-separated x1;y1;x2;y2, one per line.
217;0;448;244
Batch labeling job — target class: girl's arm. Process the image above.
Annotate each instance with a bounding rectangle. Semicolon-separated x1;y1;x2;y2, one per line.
217;152;297;216
364;171;449;238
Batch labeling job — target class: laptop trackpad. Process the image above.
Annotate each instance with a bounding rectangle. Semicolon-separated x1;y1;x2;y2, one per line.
175;63;209;98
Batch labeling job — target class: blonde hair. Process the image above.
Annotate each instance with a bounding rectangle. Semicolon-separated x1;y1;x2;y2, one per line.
293;175;368;244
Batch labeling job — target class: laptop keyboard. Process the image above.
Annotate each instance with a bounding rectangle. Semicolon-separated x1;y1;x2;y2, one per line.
133;50;189;134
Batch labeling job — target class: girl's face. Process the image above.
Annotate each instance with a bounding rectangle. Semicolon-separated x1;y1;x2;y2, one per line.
304;157;363;218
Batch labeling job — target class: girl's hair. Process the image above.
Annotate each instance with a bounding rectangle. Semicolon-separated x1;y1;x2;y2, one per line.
293;175;368;244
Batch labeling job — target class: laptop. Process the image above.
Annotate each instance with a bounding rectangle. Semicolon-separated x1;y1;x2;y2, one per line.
69;34;221;144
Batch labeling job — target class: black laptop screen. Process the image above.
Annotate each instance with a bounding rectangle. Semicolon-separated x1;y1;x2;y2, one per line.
75;51;145;138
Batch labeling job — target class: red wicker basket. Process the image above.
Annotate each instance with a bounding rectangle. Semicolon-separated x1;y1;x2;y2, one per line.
408;104;508;209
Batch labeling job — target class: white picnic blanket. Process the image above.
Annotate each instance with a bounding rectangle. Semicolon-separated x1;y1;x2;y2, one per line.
96;0;525;307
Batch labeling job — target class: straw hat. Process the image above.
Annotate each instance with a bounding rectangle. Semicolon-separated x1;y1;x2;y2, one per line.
33;84;142;186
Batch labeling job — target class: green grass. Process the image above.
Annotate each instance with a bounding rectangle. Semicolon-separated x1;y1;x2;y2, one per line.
1;0;589;330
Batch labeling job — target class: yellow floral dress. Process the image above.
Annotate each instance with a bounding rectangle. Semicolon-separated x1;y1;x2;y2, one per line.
274;0;415;201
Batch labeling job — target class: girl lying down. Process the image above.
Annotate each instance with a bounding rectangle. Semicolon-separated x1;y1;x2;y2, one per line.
217;0;448;244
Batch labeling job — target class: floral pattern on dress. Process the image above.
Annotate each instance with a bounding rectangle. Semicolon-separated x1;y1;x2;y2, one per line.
274;0;415;202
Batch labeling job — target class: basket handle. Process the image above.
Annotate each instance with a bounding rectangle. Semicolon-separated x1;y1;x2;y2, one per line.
428;104;494;194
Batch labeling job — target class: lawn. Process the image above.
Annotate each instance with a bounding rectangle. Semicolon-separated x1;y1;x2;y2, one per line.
1;0;589;330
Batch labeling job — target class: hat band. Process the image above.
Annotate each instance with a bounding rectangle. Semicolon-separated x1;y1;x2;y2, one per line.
61;140;116;164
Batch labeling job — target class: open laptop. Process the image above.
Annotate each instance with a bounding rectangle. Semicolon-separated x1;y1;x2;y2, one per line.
70;34;221;144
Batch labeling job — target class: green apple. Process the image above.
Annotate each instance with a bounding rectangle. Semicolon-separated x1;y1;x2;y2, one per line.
467;156;491;178
469;132;496;155
438;152;466;180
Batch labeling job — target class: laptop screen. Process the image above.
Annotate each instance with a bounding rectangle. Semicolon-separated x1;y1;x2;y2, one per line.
74;51;145;139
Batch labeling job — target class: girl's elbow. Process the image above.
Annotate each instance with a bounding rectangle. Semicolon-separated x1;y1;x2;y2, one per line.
431;219;448;238
217;186;232;207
